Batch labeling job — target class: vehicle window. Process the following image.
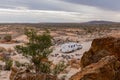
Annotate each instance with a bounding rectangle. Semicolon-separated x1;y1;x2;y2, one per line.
74;45;75;47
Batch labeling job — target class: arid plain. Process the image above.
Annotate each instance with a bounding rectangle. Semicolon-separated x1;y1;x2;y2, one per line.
0;23;120;80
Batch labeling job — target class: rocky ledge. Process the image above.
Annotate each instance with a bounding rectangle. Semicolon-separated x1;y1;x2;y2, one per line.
81;37;120;68
70;37;120;80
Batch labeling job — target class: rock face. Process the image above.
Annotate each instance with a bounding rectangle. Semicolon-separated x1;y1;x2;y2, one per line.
10;67;58;80
70;37;120;80
81;37;120;68
70;56;120;80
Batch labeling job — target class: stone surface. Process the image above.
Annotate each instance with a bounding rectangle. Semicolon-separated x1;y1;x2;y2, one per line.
70;56;120;80
81;37;120;68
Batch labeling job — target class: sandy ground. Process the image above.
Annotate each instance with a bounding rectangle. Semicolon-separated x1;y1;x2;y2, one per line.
0;41;92;80
0;71;10;80
49;41;92;80
13;35;28;42
0;43;22;50
49;41;92;64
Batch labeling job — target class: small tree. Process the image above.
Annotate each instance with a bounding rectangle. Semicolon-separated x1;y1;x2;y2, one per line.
5;59;13;70
15;28;52;73
4;34;12;42
52;62;66;75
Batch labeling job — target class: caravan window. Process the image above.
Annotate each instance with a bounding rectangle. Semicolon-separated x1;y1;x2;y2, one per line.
74;45;75;47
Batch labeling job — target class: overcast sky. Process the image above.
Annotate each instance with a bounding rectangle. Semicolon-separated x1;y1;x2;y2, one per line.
0;0;120;23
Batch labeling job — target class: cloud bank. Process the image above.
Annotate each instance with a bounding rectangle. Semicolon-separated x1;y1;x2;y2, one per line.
0;0;119;23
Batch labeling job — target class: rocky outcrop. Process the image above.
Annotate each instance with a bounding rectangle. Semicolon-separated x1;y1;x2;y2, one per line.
81;37;120;68
70;37;120;80
70;56;120;80
10;67;59;80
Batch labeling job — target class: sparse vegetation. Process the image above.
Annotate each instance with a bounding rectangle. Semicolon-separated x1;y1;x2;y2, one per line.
4;59;13;70
15;28;67;77
4;34;12;42
15;28;52;73
0;23;119;80
15;61;21;67
53;62;66;75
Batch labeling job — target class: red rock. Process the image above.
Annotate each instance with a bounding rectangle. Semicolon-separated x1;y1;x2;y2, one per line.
81;37;120;68
70;56;120;80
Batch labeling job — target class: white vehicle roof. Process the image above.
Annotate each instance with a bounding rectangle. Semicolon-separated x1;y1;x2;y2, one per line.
61;42;79;46
60;42;82;53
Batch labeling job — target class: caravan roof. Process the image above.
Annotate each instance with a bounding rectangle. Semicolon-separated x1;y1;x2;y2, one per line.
60;42;82;53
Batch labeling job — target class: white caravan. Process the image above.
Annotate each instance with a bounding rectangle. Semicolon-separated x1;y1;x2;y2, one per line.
60;42;82;53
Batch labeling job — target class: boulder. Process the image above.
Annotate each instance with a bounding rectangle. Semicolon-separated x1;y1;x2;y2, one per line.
81;37;120;68
70;56;120;80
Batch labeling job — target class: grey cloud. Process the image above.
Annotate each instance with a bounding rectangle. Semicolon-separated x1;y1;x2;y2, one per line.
63;0;120;11
0;0;120;12
0;0;65;11
0;0;120;23
0;0;99;12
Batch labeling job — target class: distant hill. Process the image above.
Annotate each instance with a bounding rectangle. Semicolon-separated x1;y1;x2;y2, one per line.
81;21;118;24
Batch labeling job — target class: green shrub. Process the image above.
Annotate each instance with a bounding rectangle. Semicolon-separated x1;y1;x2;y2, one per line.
5;60;13;70
52;62;66;75
15;61;21;67
4;35;12;42
15;28;52;73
